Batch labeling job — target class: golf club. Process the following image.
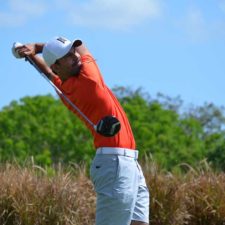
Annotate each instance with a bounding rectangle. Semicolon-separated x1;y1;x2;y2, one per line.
12;42;121;137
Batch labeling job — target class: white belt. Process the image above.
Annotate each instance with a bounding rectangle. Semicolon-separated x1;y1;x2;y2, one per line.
96;147;138;159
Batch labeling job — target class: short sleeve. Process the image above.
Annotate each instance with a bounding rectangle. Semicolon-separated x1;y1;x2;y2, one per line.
80;54;104;86
52;75;62;88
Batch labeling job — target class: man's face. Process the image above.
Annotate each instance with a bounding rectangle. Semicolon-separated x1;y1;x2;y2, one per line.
52;47;82;80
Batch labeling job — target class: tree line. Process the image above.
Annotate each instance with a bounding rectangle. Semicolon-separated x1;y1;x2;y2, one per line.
0;87;224;171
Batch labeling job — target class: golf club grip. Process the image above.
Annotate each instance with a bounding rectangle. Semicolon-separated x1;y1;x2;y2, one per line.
25;56;96;129
25;57;62;94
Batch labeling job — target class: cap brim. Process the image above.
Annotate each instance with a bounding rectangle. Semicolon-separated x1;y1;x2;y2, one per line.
72;40;82;48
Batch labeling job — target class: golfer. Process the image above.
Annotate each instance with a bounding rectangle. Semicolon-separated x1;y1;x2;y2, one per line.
15;36;149;225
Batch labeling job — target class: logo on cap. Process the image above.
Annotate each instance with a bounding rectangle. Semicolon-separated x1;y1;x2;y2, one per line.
57;37;67;44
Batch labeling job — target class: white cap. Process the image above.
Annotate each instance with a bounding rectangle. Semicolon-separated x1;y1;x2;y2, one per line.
42;37;73;66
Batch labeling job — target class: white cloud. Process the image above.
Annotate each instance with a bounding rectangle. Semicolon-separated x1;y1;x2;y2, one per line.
0;12;24;27
219;0;225;13
177;6;210;42
56;0;163;30
9;0;46;15
184;8;207;40
182;6;225;42
0;0;162;29
176;2;225;42
0;0;47;27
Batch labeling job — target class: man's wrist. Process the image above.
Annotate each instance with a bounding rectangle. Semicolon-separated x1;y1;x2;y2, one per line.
35;43;45;54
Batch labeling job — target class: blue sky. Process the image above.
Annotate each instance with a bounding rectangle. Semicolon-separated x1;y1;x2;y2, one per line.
1;0;225;109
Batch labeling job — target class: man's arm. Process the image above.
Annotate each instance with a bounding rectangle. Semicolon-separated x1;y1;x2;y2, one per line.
16;43;57;81
28;54;57;80
73;40;91;56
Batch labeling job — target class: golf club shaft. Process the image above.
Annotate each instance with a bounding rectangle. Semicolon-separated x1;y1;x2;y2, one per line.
25;56;96;129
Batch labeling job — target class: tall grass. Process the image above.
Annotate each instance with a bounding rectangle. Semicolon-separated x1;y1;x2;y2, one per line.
145;160;225;225
0;160;225;225
0;163;95;225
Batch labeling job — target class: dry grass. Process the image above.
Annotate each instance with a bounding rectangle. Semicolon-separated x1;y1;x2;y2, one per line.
144;160;225;225
0;161;225;225
0;163;95;225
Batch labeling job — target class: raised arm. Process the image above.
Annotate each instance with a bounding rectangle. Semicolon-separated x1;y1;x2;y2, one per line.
73;40;91;56
15;43;57;81
14;38;91;80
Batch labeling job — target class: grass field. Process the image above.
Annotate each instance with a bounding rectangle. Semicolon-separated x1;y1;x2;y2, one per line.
0;160;225;225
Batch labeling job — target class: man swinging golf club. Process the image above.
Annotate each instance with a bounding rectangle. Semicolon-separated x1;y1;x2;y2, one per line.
12;36;149;225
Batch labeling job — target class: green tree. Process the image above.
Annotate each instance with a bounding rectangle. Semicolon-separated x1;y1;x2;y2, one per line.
113;87;225;170
0;95;94;165
184;103;225;170
0;87;224;171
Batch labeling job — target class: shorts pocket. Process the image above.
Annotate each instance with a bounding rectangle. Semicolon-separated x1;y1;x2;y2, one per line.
113;156;138;199
90;155;118;196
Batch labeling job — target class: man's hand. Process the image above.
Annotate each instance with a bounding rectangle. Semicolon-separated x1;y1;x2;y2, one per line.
12;41;56;81
12;42;44;59
12;42;23;58
15;44;37;58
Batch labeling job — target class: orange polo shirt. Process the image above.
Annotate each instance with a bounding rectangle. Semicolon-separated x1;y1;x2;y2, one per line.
53;54;136;150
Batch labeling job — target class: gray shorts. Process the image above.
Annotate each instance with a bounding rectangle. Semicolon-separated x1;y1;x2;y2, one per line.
90;148;149;225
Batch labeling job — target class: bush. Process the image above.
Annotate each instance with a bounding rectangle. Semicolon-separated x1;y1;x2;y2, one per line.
0;160;225;225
